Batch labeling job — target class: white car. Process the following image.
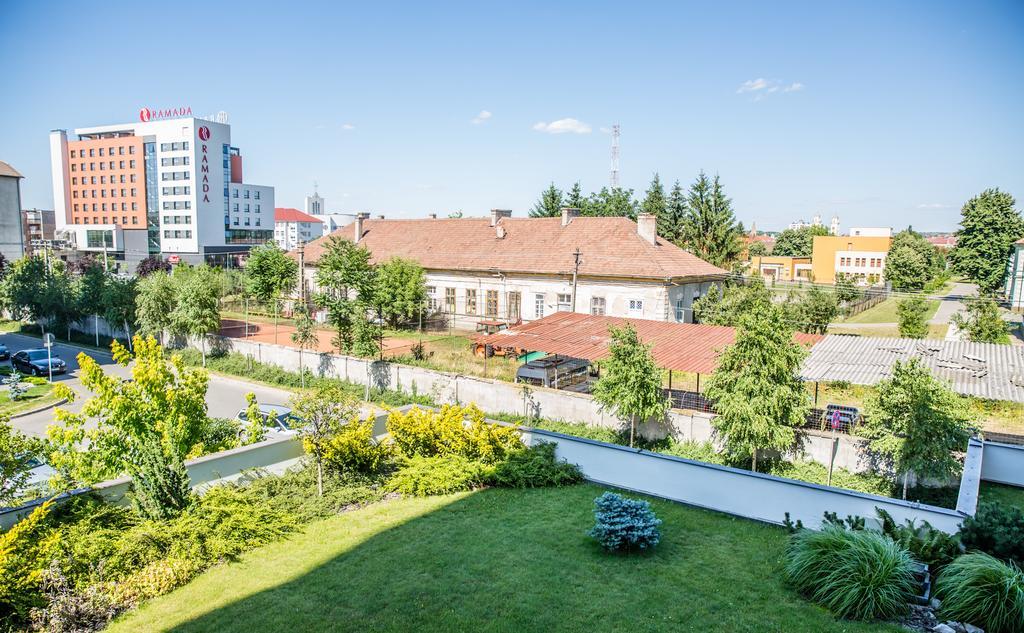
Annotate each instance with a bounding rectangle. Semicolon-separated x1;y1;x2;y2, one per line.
235;404;301;438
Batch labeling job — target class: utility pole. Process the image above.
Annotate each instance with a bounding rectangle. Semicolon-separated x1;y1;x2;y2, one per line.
570;248;582;312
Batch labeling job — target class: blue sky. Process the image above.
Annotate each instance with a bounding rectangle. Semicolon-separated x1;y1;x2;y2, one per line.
2;0;1022;231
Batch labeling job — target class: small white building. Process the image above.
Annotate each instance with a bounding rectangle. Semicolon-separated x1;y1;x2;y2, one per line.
274;207;322;251
849;227;893;238
1006;238;1024;311
297;208;728;326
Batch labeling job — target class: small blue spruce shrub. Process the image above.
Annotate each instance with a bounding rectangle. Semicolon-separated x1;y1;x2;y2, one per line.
588;491;662;552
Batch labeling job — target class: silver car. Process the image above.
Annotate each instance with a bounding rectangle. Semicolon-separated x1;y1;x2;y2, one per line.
235;404;301;437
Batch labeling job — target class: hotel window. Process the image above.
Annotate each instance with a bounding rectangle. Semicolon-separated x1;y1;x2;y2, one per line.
129;146;135;154
108;161;114;169
71;164;76;172
245;204;250;213
131;203;137;211
119;161;125;169
255;204;260;212
485;290;499;318
466;289;477;315
506;291;521;320
534;294;544;319
118;147;124;155
254;191;260;199
233;189;239;198
233;203;239;212
73;204;79;212
233;217;239;226
244;190;250;199
100;148;105;157
121;203;126;211
88;149;95;157
255;218;261;227
628;299;644;315
131;216;138;225
73;191;79;199
130;174;137;182
129;160;136;168
591;297;606;316
244;218;250;226
556;293;571;312
89;162;95;170
122;216;127;225
445;288;456;313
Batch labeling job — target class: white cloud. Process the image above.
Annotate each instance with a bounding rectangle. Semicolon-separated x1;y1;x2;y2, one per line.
342;123;355;130
916;203;949;209
532;118;592;134
737;78;770;93
737;78;805;99
471;110;492;124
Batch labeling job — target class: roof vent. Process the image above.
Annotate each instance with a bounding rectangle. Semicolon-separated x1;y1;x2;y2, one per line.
428;213;437;219
496;225;507;239
354;212;370;243
637;213;657;245
561;207;581;227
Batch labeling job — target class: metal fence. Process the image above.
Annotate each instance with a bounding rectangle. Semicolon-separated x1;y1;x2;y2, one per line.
842;288;889;318
663;389;860;435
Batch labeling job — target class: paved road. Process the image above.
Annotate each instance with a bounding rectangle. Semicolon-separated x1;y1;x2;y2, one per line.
2;332;297;437
929;282;977;337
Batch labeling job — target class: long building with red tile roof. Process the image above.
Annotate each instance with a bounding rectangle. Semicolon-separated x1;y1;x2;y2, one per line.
298;208;729;326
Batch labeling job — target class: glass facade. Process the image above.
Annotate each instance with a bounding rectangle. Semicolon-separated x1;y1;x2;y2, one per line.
86;229;113;248
143;142;160;253
224;229;273;244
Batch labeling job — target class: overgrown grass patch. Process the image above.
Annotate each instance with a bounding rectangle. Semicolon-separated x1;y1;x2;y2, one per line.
107;485;903;633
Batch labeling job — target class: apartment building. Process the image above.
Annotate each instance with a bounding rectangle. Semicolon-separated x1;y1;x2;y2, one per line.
0;161;25;262
274;207;323;251
298;208;728;326
49;113;274;268
811;232;893;285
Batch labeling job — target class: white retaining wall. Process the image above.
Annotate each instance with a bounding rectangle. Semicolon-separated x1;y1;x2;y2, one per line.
980;441;1024;487
524;427;968;534
192;334;876;474
0;435;305;531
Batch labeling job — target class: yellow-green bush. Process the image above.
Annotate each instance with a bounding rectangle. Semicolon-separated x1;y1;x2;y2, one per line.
386;405;522;463
0;501;59;626
386;455;494;496
103;558;200;608
321;416;393;475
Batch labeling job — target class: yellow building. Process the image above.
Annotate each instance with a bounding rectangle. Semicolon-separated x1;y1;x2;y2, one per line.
811;235;893;285
750;256;813;282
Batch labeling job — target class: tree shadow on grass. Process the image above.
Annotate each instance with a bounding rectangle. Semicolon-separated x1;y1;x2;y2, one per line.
123;485;903;633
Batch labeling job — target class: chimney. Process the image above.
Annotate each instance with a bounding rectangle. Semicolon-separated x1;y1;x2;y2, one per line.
377;214;385;219
490;208;512;226
428;213;437;220
560;207;581;227
637;214;657;245
353;212;370;243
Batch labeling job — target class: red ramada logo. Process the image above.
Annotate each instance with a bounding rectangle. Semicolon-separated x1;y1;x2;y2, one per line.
138;106;193;122
139;107;151;122
198;126;211;141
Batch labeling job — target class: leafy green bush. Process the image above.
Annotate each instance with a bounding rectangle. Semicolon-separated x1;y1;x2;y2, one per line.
588;492;662;552
386;455;493;496
228;463;386;523
0;501;58;628
959;501;1024;567
24;375;48;386
876;509;962;573
102;558;200;609
189;417;241;457
386;405;523;463
935;553;1024;633
321;416;394;475
784;526;916;620
490;442;583;488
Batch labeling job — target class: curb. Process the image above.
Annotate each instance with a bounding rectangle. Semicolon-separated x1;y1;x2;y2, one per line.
9;397;69;419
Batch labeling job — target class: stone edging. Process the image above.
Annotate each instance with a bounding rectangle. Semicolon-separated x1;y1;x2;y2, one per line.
9;397;69;419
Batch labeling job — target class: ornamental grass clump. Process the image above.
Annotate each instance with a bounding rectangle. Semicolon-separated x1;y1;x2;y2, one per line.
935;553;1024;633
783;526;916;620
588;492;661;552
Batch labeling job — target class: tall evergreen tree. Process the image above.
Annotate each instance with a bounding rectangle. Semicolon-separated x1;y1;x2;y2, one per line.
950;188;1024;293
640;173;666;224
679;172;743;268
661;180;687;244
566;182;585;209
529;182;564;218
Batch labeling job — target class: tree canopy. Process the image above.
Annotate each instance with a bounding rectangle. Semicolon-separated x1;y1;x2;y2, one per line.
896;296;929;339
529;183;563;218
885;228;941;291
704;305;809;472
693;277;772;327
950;188;1024;293
860;358;973;498
375;256;427;328
771;225;830;257
591;324;667;447
951;296;1009;344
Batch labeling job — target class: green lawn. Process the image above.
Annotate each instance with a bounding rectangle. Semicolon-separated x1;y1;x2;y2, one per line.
979;481;1024;512
0;382;60;416
109;485;901;633
841;297;940;325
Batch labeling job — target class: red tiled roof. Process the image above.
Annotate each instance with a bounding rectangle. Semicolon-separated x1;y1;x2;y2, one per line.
927;235;957;246
275;207;322;223
474;312;822;374
299;216;728;281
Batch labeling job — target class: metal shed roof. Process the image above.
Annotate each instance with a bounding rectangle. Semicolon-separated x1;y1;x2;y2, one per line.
474;312;822;374
802;335;1024;403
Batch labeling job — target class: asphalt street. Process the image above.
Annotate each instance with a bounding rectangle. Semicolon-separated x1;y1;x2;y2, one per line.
2;332;297;437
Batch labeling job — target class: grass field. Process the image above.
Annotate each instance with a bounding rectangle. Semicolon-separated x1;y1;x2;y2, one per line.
979;481;1024;512
0;382;60;416
840;297;940;325
107;485;901;633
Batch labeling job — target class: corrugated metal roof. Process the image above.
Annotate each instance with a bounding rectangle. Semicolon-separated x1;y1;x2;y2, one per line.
802;335;1024;403
474;312;821;374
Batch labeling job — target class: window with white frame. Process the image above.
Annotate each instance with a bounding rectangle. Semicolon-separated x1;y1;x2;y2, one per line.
628;299;643;315
590;297;606;316
556;293;571;312
534;294;544;319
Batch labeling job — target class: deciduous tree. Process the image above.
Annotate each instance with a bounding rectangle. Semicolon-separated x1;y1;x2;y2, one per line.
692;277;772;326
897;296;929;339
0;414;46;507
314;237;375;352
291;304;318;387
705;305;810;472
170;267;221;365
950;188;1024;293
860;358;973;499
135;271;177;345
952;296;1008;344
290;383;360;496
375;257;426;328
48;337;208;518
771;225;830;257
244;243;298;343
591;324;667;447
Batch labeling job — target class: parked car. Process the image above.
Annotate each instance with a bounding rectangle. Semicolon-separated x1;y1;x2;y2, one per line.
235;404;301;437
0;343;9;361
11;349;67;376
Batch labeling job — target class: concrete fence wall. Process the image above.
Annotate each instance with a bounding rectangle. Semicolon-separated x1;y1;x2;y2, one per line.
0;435;305;531
524;427;969;534
980;441;1024;487
191;334;877;474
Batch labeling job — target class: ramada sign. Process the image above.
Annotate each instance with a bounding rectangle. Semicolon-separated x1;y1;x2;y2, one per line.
198;126;211;203
138;106;193;122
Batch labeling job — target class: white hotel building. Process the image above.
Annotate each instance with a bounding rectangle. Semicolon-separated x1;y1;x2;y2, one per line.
49;113;274;268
